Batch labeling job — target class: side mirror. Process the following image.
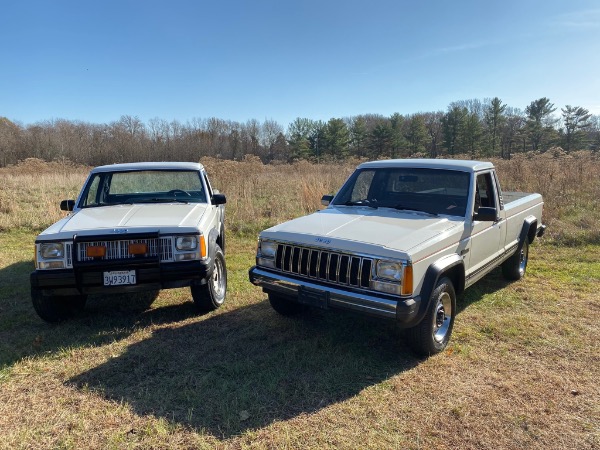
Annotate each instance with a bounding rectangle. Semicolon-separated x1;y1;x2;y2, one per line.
60;200;75;211
473;206;497;222
321;195;334;206
212;193;227;205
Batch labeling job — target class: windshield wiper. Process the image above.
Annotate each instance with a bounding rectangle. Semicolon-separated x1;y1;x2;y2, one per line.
392;204;438;216
344;199;378;209
138;198;190;204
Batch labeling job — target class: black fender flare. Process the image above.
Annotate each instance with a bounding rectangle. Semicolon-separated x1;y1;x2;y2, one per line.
402;254;465;327
519;216;538;250
206;227;221;273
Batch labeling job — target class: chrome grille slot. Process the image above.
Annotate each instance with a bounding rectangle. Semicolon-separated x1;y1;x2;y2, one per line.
65;243;73;268
77;237;175;262
274;244;372;289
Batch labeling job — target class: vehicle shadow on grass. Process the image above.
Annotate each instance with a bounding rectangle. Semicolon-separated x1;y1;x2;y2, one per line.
69;301;420;438
456;267;512;314
0;259;206;368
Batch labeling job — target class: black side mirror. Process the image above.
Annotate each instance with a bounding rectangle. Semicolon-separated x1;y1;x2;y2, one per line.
321;195;334;206
473;206;497;222
60;200;75;211
212;193;226;205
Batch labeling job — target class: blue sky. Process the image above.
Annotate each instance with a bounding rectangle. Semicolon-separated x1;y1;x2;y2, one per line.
2;0;599;128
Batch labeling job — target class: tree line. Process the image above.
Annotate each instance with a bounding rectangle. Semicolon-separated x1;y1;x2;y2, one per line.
1;97;598;167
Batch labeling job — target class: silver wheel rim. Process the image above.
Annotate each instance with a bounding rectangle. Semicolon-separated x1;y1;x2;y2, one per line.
519;244;528;276
212;257;226;303
433;291;452;343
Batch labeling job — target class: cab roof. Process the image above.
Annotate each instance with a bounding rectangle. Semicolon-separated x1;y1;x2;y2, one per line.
91;162;204;173
358;159;495;172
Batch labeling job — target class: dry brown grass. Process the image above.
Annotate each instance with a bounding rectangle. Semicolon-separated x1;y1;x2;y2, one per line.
3;152;599;244
0;154;598;448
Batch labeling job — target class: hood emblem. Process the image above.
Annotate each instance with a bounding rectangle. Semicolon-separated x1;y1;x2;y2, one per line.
113;229;128;234
315;237;331;245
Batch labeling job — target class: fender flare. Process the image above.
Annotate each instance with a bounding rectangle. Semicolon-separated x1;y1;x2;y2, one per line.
206;227;220;273
404;254;465;327
519;216;538;250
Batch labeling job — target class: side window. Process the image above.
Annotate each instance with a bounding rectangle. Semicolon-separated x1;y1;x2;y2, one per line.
475;172;496;211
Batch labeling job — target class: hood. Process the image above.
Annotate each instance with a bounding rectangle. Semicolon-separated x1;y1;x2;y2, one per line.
262;206;462;254
54;203;208;233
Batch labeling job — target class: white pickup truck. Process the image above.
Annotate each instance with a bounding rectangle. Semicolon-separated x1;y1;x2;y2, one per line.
31;162;227;322
249;159;545;355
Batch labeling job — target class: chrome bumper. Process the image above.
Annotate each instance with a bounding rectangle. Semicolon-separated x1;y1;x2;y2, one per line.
249;266;420;324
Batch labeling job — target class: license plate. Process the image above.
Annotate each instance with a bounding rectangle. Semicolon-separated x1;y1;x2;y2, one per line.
103;270;136;286
298;286;329;309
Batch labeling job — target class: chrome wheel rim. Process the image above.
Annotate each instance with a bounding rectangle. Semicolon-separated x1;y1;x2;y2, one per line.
433;291;452;343
212;257;226;302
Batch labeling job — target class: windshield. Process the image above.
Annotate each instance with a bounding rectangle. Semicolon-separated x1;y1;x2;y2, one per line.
79;170;207;207
332;167;470;217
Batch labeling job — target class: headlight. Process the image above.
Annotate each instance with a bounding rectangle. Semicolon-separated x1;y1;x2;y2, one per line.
376;260;402;281
257;239;278;268
371;260;413;296
259;240;278;258
40;243;64;259
176;236;198;251
37;242;69;270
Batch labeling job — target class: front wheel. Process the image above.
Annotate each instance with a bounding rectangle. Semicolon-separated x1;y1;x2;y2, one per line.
406;277;456;356
191;245;227;312
502;239;529;280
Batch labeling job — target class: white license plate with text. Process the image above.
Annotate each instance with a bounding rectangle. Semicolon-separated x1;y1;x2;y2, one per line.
103;270;136;286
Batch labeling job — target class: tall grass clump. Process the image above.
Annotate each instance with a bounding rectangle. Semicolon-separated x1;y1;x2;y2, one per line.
0;158;89;231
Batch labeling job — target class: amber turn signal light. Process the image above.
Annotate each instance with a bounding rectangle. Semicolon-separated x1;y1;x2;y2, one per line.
86;246;106;258
128;243;148;255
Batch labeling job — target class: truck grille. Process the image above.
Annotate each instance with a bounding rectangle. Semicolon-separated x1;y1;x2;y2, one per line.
274;244;372;289
77;237;174;262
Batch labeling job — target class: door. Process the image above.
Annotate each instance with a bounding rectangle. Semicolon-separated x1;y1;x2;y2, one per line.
467;171;506;277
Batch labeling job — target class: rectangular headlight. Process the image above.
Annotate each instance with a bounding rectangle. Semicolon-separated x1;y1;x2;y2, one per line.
176;236;198;251
40;242;64;259
376;260;402;282
259;240;278;259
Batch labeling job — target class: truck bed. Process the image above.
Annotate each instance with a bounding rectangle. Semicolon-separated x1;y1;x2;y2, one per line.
503;191;535;204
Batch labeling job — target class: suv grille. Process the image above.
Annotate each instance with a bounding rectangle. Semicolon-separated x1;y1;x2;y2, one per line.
77;237;174;262
274;243;372;289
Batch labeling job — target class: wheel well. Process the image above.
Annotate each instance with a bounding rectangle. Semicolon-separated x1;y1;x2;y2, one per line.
440;264;465;295
527;220;538;244
216;225;225;254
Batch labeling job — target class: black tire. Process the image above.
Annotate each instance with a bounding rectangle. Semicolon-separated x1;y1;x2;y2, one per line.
268;294;307;316
191;245;226;312
407;277;456;356
31;289;87;323
502;239;529;281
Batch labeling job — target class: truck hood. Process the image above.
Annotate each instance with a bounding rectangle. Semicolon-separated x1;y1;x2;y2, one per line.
43;203;208;235
261;207;462;256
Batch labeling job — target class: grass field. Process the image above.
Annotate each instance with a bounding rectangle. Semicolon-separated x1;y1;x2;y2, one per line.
0;155;599;449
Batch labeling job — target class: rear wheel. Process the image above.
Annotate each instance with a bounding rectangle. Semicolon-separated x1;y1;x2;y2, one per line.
502;239;529;280
268;294;307;316
32;290;87;322
407;277;456;356
191;245;226;312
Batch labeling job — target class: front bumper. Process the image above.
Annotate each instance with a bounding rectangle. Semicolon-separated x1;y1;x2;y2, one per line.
249;266;420;325
31;259;210;296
